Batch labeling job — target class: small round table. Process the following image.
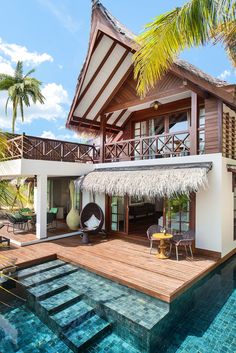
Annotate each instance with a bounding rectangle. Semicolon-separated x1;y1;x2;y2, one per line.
152;233;173;259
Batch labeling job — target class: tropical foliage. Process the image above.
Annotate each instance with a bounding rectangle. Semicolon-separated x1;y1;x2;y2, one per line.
0;61;45;132
134;0;236;97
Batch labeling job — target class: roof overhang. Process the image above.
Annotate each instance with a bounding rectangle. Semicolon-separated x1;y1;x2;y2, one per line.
80;162;212;198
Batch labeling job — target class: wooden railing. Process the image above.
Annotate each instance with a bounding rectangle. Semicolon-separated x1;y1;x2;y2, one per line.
2;134;100;163
103;131;190;162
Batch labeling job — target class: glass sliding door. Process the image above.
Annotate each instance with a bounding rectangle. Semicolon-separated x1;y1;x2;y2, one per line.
109;195;128;234
165;195;190;233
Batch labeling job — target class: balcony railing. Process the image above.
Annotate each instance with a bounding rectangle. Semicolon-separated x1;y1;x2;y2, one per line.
103;131;190;162
2;134;99;163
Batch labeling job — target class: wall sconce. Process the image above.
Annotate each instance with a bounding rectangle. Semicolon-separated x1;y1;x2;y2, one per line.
150;100;161;111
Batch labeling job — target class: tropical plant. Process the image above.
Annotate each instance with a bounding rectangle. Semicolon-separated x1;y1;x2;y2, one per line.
0;61;45;132
134;0;236;97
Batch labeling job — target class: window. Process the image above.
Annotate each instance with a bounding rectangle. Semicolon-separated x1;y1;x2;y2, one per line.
169;113;188;133
198;108;205;154
110;196;126;232
165;195;190;233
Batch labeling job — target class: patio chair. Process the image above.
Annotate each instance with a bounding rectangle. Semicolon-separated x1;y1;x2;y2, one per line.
0;224;10;248
6;213;29;234
47;212;55;230
80;202;105;244
146;224;163;254
170;229;195;261
49;208;58;227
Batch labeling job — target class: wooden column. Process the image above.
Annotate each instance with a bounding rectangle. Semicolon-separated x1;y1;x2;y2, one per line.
190;91;198;155
100;114;107;163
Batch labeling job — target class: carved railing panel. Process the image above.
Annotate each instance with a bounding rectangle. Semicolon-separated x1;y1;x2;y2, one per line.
1;134;98;163
104;131;190;162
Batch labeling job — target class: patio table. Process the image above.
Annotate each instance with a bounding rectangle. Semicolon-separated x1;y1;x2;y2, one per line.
152;233;173;259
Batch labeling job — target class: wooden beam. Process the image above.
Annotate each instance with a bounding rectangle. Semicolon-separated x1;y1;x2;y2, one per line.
71;116;122;132
82;50;130;120
100;114;107;162
183;80;209;99
77;41;117;106
104;86;189;113
190;91;198;155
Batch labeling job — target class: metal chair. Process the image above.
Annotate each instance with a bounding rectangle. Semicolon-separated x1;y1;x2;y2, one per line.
146;224;162;254
80;203;105;244
6;213;29;234
170;229;195;261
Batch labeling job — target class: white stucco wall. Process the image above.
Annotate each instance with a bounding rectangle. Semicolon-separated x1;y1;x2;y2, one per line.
221;157;236;256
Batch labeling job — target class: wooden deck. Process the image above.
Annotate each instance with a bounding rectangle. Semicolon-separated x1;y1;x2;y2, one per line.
0;233;220;303
0;221;77;245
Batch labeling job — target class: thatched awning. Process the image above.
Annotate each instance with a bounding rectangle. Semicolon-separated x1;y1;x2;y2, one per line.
81;163;211;198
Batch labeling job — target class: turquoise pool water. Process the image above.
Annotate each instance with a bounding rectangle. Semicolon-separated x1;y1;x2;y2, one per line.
0;255;236;352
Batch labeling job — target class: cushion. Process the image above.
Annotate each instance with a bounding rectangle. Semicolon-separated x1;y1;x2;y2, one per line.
84;214;100;229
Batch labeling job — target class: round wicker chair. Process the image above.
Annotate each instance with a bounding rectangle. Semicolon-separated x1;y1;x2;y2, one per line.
80;203;105;244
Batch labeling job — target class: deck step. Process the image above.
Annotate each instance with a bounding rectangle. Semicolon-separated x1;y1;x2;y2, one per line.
63;314;110;352
39;288;81;314
20;264;78;287
17;259;64;279
51;300;94;331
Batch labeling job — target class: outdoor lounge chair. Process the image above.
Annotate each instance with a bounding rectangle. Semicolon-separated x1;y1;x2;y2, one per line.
146;224;163;254
80;202;105;244
6;213;29;234
170;229;195;261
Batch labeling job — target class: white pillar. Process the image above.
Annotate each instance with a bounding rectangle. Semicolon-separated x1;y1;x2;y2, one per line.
36;174;47;239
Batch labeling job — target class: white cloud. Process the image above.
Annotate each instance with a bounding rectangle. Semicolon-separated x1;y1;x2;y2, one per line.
0;38;53;66
218;69;231;80
0;56;14;75
41;130;56;139
40;130;83;142
38;0;80;33
58;64;63;69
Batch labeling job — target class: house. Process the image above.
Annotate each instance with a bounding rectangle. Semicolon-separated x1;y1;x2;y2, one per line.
0;0;236;260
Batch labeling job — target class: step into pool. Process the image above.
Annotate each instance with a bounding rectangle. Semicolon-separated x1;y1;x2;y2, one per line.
1;255;236;352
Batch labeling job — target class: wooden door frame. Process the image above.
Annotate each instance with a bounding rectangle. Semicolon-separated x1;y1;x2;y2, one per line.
105;194;129;235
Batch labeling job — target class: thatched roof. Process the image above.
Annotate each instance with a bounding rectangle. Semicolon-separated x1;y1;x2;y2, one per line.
81;166;209;198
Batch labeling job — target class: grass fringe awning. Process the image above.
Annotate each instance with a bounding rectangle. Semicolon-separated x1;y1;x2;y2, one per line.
81;167;209;198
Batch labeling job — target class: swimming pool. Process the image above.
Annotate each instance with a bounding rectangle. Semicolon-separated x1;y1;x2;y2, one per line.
0;255;236;352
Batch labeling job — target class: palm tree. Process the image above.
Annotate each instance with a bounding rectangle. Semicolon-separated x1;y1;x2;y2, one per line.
134;0;236;97
0;61;45;132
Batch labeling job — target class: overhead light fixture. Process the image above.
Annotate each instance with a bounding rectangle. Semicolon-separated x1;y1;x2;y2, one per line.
150;100;161;111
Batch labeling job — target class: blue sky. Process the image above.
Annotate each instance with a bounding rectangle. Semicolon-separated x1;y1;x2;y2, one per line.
0;0;234;141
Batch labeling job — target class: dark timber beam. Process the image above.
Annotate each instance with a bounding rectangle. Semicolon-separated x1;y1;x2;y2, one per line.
190;91;198;155
100;114;107;162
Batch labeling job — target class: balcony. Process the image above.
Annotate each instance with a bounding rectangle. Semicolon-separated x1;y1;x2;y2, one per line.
2;134;99;163
102;131;190;163
0;131;193;165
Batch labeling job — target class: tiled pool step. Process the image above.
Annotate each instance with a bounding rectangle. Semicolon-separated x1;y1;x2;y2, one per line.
39;288;81;314
63;314;110;352
17;259;65;279
19;263;78;287
27;278;112;353
85;333;142;353
51;300;94;331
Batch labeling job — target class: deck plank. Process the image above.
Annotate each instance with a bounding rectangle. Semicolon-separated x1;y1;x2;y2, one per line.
0;234;218;302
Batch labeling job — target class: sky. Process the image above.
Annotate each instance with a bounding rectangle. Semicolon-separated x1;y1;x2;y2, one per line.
0;0;235;142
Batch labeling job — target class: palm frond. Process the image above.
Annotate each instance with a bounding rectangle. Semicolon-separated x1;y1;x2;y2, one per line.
24;68;36;78
133;0;236;97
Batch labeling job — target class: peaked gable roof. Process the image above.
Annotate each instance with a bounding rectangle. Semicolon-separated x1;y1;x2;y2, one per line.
67;1;236;135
